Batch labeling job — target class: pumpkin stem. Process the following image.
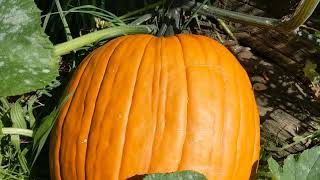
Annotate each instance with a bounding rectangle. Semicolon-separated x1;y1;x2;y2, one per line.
157;1;182;37
54;25;157;56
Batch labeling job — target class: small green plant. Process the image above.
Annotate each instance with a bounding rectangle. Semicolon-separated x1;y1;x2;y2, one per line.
268;146;320;180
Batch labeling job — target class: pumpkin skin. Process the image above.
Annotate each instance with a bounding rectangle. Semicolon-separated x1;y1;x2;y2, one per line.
49;34;260;180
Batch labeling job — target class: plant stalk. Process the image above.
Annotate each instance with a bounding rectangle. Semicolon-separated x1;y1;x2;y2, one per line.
182;0;320;32
54;25;157;56
2;128;33;137
182;1;278;28
278;0;320;31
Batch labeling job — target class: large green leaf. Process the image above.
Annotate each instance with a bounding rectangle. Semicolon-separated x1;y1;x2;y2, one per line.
0;0;59;97
268;146;320;180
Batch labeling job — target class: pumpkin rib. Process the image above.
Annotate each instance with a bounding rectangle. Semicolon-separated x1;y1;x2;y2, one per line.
60;46;107;180
206;37;227;179
253;96;260;168
73;50;103;180
83;37;129;180
74;46;110;180
88;37;131;179
149;36;172;171
193;35;227;178
50;53;93;180
250;79;260;174
158;37;169;151
96;35;153;179
176;35;215;175
194;35;225;178
147;37;162;172
74;37;130;180
206;38;233;179
215;41;241;179
232;64;246;179
85;36;139;179
237;68;257;179
117;36;154;179
175;35;189;170
56;52;96;180
148;36;188;173
192;35;225;177
148;38;162;172
148;37;176;172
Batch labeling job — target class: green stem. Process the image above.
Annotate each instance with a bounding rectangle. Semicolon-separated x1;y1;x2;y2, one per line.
183;0;320;32
277;0;320;31
118;1;163;20
54;25;157;56
183;1;279;28
2;128;33;137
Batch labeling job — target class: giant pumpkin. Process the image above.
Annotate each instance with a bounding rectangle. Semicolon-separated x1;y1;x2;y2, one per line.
49;34;260;180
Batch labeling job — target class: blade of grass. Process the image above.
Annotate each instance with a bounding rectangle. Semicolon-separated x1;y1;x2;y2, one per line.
54;0;73;40
31;92;73;167
42;0;55;30
182;0;209;30
17;148;29;174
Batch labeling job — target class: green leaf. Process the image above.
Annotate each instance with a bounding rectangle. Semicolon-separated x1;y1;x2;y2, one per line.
10;101;27;129
268;157;281;180
0;0;59;97
9;101;27;151
31;92;73;167
303;61;319;82
268;146;320;180
140;171;207;180
17;147;29;174
31;107;59;167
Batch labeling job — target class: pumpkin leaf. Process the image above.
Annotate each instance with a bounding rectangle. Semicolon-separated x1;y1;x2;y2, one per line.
132;170;207;180
268;146;320;180
0;0;59;97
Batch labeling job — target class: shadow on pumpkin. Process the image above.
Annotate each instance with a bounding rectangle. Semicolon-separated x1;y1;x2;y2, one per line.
126;161;260;180
250;160;260;180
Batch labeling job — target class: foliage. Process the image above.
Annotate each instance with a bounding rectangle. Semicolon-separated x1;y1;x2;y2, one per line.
268;146;320;180
0;0;59;97
0;81;60;179
303;61;320;97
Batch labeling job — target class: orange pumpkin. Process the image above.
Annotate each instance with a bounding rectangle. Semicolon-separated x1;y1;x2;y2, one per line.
49;34;260;180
